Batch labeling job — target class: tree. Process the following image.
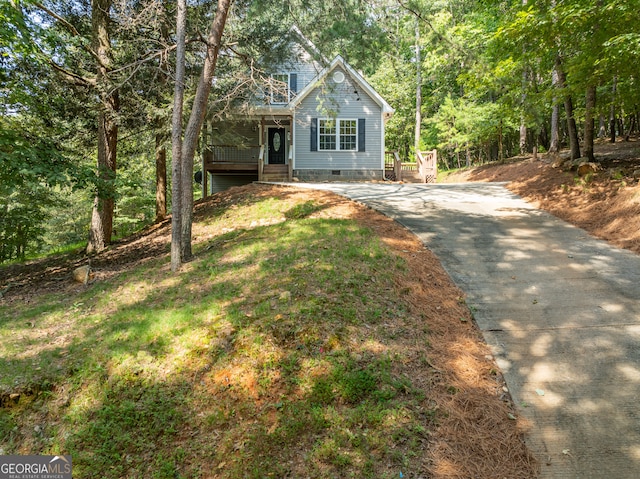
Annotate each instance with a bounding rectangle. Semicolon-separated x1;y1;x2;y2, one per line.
170;0;186;272
171;0;232;271
0;114;78;261
86;0;119;254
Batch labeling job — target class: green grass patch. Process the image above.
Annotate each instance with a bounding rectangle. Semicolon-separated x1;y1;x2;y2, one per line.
0;191;438;478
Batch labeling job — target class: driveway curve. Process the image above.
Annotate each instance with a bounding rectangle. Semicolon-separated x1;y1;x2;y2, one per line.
295;182;640;478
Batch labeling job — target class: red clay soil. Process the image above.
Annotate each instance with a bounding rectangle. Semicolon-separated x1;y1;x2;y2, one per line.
443;138;640;254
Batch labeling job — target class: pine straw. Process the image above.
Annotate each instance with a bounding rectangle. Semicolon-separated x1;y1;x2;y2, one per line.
446;140;640;256
0;183;540;477
324;193;540;478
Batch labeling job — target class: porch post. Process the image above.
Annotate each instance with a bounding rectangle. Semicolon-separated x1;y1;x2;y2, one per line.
259;117;266;181
288;115;293;181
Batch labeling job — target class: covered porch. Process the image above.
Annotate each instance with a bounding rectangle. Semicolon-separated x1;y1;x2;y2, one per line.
201;115;293;196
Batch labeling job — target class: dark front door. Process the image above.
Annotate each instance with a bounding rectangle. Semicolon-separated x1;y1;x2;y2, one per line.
268;128;286;164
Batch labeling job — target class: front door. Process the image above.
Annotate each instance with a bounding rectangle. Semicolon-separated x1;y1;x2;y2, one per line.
268;128;286;164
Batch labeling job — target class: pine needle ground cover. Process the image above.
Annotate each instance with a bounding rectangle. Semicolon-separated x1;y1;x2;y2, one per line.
0;184;537;478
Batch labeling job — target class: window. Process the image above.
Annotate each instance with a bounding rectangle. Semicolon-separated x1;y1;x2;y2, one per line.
271;74;289;104
311;118;365;152
340;120;357;150
319;119;357;151
319;119;336;150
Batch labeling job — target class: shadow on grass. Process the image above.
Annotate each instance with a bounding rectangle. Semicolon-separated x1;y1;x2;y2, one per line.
1;190;435;478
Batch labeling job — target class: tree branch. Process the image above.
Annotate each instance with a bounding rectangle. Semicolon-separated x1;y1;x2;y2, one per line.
33;2;81;36
395;0;468;56
33;2;106;68
48;58;96;86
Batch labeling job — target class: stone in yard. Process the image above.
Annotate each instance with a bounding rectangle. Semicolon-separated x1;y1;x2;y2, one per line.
72;265;91;284
577;162;598;177
279;291;291;301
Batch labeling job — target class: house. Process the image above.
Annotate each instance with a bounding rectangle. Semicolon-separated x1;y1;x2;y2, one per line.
201;36;395;195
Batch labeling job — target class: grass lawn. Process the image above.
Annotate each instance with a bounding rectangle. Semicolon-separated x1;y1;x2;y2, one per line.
0;185;537;478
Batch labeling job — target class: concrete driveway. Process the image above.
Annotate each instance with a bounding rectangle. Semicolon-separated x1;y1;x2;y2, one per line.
295;182;640;478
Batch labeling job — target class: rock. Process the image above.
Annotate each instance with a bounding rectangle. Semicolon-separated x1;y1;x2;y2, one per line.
571;157;589;168
632;169;640;179
549;154;568;169
72;265;91;284
279;291;291;302
577;162;598;177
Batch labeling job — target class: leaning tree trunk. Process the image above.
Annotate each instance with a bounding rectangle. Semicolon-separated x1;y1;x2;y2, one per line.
584;85;596;162
87;0;118;254
179;0;232;262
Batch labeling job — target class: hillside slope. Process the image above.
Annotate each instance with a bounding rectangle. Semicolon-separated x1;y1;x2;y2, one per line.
442;139;640;254
0;185;537;478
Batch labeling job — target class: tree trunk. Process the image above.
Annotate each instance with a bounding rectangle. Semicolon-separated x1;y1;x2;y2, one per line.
598;114;606;138
565;95;580;160
87;0;118;254
414;19;421;156
179;0;232;261
584;84;596;162
498;119;504;162
555;56;580;160
155;12;169;223
549;68;560;153
610;76;617;143
625;114;636;141
170;0;186;272
155;132;167;222
519;0;528;155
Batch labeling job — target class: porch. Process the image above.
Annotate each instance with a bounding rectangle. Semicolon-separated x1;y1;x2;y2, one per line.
201;117;293;196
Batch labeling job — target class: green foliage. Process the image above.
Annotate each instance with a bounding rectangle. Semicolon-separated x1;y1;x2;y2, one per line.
2;0;639;260
0;116;79;261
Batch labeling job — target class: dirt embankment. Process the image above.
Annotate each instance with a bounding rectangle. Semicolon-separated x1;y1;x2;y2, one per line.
442;139;640;254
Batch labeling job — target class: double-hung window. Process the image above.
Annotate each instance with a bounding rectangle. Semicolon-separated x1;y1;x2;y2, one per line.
319;119;357;151
319;119;337;150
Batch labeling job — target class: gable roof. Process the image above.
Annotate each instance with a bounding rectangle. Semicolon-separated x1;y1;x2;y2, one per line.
289;55;394;120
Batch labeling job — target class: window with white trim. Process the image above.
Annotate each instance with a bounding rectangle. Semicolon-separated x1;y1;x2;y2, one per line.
319;119;357;151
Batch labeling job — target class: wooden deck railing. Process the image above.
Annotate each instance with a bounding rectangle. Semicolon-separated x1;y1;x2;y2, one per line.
416;149;438;183
385;149;438;183
206;145;261;164
384;150;402;181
